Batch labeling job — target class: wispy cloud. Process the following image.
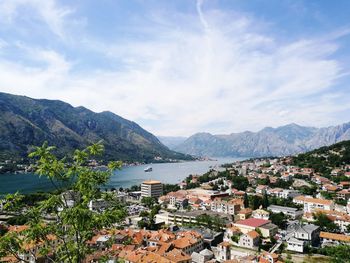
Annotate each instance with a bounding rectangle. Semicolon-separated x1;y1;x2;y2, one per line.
0;0;75;39
0;1;349;136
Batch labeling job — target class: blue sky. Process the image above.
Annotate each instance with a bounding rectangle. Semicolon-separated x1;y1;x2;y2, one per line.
0;0;350;136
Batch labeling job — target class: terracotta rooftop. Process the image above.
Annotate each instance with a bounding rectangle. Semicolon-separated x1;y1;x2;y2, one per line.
247;230;260;239
320;231;350;242
218;241;231;247
142;180;162;185
294;196;333;205
235;218;270;228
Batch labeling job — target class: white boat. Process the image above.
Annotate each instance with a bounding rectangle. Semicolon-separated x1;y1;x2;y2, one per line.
144;166;152;172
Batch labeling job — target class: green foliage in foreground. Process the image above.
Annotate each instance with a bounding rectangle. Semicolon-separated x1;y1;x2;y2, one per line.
0;141;127;263
319;245;350;263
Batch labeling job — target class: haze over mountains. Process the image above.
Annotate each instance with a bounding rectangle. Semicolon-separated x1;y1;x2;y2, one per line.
159;123;350;157
0;92;191;162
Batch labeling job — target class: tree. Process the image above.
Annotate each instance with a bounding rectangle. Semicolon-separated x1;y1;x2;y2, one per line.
231;176;249;191
269;212;287;229
320;245;350;263
141;197;157;209
0;142;127;263
249;195;263;210
262;193;269;209
243;193;249;208
313;212;340;233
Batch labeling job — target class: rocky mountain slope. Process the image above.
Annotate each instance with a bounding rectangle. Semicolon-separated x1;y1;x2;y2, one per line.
0;92;192;162
157;136;187;149
172;123;350;157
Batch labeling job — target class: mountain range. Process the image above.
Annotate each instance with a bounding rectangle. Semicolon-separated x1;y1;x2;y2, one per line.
0;92;192;162
159;122;350;157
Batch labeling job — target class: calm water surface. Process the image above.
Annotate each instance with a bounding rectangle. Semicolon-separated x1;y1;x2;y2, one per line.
0;158;245;195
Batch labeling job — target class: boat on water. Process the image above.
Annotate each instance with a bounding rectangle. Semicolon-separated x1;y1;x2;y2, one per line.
144;166;152;172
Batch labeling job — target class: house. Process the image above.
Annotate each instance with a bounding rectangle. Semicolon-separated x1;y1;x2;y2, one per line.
293;224;320;246
88;199;110;212
258;251;280;263
237;208;252;220
167;191;189;209
252;207;270;220
210;198;243;215
286;237;305;253
281;173;292;182
172;233;204;255
280;189;301;199
339;181;350;189
337;189;350;200
322;184;338;192
259;223;278;238
320;231;350;247
191;249;214;263
216;242;231;262
238;230;260;250
256;185;269;195
234;218;277;238
293;196;334;212
223;226;241;243
334;215;350;232
267;205;303;219
286;223;320;252
312;176;331;185
234;218;271;234
331;169;343;177
0;199;5;211
267;188;283;198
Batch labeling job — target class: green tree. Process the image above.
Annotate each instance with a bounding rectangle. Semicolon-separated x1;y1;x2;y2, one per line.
320;245;350;263
243;193;249;208
262;193;269;209
269;212;287;229
249;195;263;210
231;176;249;191
0;142;127;263
313;212;340;233
141;197;157;209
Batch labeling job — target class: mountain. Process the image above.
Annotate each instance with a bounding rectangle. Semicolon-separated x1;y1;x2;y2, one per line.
157;136;187;149
292;140;350;173
0;92;192;162
173;123;350;157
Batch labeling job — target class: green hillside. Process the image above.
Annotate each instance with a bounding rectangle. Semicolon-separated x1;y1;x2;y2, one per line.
0;92;192;163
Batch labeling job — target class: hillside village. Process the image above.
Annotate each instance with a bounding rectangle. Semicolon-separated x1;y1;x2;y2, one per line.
1;142;350;262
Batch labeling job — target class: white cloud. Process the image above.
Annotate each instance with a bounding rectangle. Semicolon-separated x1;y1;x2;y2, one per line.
0;0;74;38
0;2;349;136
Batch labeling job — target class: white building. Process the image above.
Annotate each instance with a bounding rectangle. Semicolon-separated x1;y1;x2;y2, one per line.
267;205;303;219
141;180;163;198
293;196;334;212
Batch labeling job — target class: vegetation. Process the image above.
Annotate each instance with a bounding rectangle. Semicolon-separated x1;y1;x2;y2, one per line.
0;142;127;263
269;212;288;229
292;140;350;174
313;212;340;233
0;92;193;163
318;245;350;263
163;184;181;194
195;214;226;232
138;197;161;230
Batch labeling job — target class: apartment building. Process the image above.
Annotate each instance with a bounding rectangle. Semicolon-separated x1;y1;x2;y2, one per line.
141;180;163;198
293;196;334;212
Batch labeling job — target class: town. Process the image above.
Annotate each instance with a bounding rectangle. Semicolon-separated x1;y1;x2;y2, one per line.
1;141;350;263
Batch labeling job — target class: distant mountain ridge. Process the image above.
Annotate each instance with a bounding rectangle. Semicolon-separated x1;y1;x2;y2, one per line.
167;122;350;157
0;92;191;162
157;136;187;149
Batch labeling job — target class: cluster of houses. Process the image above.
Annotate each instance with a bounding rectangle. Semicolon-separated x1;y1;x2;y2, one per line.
2;154;350;263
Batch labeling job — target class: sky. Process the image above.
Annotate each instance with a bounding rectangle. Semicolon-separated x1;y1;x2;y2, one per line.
0;0;350;137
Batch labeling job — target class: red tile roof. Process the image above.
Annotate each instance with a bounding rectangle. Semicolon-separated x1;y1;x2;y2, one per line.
235;218;270;228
